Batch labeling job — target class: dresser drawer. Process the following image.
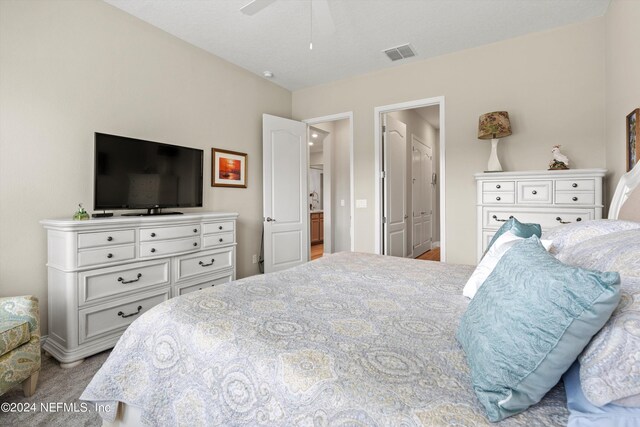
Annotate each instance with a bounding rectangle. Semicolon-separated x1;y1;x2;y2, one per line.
483;207;593;230
79;260;170;306
555;193;595;205
78;288;170;344
78;230;135;249
175;247;234;282
140;224;200;241
556;179;595;191
175;272;234;296
203;232;235;248
482;181;515;192
482;192;515;204
139;237;201;258
77;245;135;268
517;181;552;204
203;221;235;234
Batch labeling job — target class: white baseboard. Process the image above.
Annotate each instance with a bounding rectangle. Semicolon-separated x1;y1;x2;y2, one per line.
40;334;48;347
432;241;441;248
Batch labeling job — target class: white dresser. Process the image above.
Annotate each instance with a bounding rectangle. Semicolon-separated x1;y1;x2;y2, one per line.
40;212;238;367
475;169;606;260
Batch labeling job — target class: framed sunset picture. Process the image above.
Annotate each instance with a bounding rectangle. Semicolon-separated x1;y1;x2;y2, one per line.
212;148;247;188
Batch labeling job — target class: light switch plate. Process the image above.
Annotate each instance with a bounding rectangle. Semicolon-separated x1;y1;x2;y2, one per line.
356;199;367;208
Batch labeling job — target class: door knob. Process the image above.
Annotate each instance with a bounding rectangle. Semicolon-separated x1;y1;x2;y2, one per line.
265;217;277;222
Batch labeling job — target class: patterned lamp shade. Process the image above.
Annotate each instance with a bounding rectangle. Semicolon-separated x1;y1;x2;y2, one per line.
478;111;512;140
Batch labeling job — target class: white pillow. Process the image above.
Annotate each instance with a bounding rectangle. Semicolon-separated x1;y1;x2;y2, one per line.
463;232;552;299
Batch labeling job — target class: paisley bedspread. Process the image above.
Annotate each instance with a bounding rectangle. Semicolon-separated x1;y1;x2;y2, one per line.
81;252;568;426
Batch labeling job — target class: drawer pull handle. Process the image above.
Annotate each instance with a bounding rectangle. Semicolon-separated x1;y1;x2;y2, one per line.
218;225;223;230
198;284;216;291
532;190;537;195
572;197;578;201
199;259;215;267
577;217;582;222
193;242;198;247
107;236;113;242
150;248;156;253
496;196;501;201
556;217;573;224
151;233;156;237
193;228;198;233
107;253;113;259
496;184;501;189
572;183;578;188
117;306;142;318
118;273;142;284
492;215;514;222
219;238;224;242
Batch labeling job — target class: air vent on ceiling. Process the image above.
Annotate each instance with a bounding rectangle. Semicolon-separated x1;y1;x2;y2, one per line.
383;44;416;61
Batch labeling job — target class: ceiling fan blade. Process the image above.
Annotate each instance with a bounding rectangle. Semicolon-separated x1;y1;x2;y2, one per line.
314;0;335;35
240;0;277;16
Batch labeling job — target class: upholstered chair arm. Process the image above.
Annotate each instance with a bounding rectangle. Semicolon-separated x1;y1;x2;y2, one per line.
0;296;40;340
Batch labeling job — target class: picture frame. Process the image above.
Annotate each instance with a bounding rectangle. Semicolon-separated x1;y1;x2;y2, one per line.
627;108;639;172
212;148;247;188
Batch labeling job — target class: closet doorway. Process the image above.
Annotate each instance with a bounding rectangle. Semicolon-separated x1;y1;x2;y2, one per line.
375;97;444;261
304;113;354;260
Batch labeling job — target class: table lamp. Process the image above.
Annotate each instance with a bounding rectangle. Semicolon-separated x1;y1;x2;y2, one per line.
478;111;512;172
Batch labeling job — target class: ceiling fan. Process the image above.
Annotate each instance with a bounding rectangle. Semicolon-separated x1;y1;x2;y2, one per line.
240;0;336;41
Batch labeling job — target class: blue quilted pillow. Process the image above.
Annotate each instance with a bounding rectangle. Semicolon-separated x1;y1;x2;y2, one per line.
486;217;541;253
457;236;620;422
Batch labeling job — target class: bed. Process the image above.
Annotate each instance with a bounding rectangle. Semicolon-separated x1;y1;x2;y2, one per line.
81;162;640;426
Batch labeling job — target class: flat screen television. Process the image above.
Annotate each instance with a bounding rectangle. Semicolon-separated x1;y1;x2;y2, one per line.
94;133;203;215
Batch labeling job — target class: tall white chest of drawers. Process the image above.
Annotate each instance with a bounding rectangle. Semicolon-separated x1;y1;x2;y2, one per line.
475;169;606;260
41;212;237;367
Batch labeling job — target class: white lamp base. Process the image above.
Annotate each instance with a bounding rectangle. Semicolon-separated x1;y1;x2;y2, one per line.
486;138;503;172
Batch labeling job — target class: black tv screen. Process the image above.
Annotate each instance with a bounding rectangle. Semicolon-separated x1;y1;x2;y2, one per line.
94;133;203;211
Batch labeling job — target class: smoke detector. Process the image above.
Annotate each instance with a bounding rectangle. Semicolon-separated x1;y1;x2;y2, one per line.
383;44;417;61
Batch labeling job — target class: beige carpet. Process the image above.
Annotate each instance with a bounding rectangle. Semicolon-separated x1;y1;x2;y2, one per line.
1;349;110;426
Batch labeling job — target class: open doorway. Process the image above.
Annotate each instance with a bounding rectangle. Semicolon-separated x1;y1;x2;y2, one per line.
304;113;354;259
308;126;328;260
374;97;444;262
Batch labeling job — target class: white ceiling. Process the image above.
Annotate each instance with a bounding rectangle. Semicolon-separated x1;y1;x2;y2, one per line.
103;0;610;91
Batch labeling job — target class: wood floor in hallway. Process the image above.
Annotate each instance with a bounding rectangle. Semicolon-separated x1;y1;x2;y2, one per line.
416;247;440;261
311;243;323;260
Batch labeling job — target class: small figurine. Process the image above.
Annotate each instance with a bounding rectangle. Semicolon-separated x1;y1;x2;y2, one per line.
549;145;570;170
73;203;90;220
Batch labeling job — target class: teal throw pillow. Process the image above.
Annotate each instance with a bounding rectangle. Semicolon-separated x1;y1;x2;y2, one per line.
457;236;620;422
486;217;541;253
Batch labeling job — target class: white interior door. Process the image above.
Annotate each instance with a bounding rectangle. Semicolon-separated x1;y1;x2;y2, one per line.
383;114;407;257
263;114;308;273
411;135;433;257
